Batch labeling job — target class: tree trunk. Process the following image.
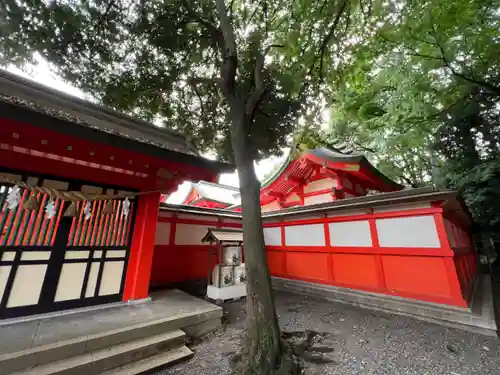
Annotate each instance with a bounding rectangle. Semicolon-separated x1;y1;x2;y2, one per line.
229;109;293;375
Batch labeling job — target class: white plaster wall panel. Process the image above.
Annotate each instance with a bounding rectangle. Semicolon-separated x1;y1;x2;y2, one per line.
304;193;332;206
342;176;353;190
0;266;11;302
99;261;125;296
7;264;47;307
1;252;15;261
65;251;90;260
261;201;281;213
329;220;372;247
373;201;431;213
286;193;300;202
175;224;216;245
26;176;39;186
85;262;100;297
327;209;370;217
177;213;218;221
445;219;455;247
54;263;87;301
21;251;51;261
285;224;325;246
155;222;171;245
264;227;282;246
376;215;440;248
106;250;127;258
303;178;337;193
81;185;102;194
117;190;134;198
45;179;70;191
0;173;21;183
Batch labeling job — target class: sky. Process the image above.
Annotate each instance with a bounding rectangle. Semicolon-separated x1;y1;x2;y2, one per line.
5;61;286;203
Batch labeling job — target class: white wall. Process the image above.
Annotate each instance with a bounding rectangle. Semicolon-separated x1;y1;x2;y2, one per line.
263;227;282;246
303;178;337;193
304;193;332;205
329;220;372;247
175;224;216;245
285;224;325;246
286;192;300;202
155;222;171;245
261;201;281;213
376;215;440;248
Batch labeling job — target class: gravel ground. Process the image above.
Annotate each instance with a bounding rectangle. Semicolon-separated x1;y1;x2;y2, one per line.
156;290;500;375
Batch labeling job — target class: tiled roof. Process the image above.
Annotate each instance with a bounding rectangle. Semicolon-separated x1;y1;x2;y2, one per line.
201;228;243;243
191;181;240;205
0;69;199;156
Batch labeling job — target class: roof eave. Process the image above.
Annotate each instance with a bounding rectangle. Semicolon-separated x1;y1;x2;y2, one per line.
0;100;234;174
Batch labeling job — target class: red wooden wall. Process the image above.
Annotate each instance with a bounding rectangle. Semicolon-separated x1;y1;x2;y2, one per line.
151;212;242;286
151;204;476;308
263;206;474;308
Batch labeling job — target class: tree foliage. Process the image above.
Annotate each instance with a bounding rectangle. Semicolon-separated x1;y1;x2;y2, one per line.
0;0;366;161
326;0;500;188
323;0;500;232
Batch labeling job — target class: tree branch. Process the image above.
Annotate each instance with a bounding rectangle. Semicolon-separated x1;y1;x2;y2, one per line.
429;20;500;96
407;52;443;60
318;0;348;83
400;175;418;188
245;50;266;120
215;0;238;95
188;78;208;119
296;0;348;101
352;141;376;154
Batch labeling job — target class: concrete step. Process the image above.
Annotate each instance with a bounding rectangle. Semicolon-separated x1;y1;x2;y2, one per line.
0;307;220;374
10;329;186;375
102;345;193;375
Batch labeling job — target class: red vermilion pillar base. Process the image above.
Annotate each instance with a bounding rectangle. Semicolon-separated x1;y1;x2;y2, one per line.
123;192;161;301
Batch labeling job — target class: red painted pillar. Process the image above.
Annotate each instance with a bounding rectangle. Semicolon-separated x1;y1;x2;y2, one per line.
434;212;466;306
280;221;287;277
123;192;161;301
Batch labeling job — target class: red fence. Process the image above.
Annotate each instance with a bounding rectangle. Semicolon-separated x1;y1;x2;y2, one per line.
151;204;476;308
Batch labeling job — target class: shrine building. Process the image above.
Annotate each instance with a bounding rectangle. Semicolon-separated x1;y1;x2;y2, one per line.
0;69;232;319
0;69;493;338
159;147;492;334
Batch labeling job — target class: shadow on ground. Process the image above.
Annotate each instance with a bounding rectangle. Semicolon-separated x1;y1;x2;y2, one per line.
155;289;500;375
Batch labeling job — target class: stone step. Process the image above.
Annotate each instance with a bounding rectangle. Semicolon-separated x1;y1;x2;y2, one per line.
0;307;220;374
102;345;193;375
10;329;186;375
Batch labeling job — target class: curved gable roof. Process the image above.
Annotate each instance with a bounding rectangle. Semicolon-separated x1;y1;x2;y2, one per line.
183;181;240;205
228;147;403;210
